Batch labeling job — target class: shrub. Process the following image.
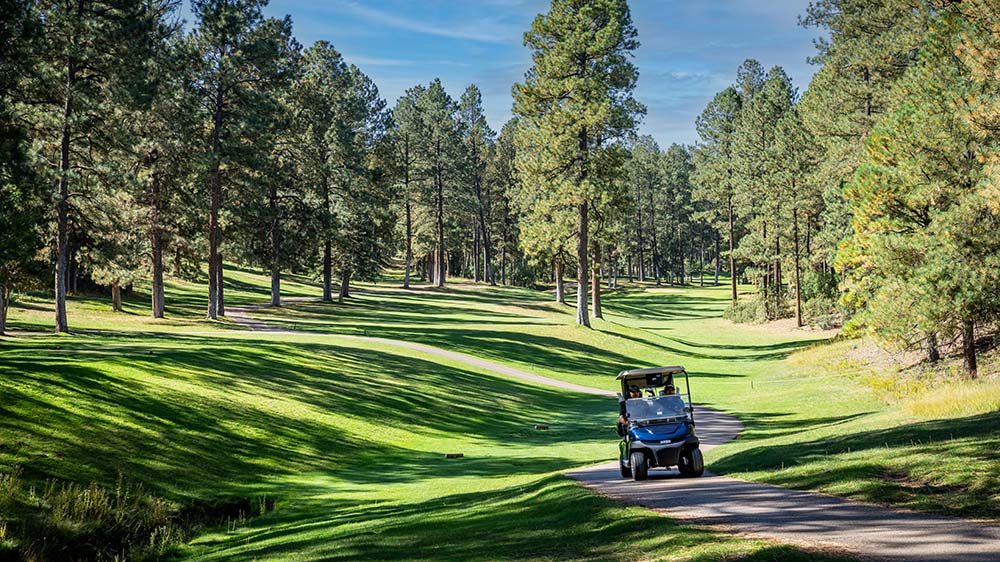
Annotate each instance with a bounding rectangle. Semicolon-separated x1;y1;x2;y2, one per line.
508;263;538;288
803;295;842;329
0;468;274;562
724;298;765;324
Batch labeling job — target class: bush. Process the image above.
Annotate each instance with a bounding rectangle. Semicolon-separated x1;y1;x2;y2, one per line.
0;467;274;562
800;269;839;301
803;295;842;329
724;298;765;324
508;263;538;288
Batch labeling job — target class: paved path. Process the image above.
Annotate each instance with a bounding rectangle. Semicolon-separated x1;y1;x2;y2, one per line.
230;299;1000;562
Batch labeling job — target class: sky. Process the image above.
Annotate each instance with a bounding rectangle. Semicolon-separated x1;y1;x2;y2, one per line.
188;0;823;147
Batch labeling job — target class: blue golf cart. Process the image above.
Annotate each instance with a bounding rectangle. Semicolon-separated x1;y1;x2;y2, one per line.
616;366;704;480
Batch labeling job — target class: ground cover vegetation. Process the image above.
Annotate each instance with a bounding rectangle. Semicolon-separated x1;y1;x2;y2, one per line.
4;269;997;559
0;271;859;561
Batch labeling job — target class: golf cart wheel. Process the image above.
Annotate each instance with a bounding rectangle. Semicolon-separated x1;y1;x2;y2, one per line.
680;448;704;477
619;458;632;478
630;451;648;481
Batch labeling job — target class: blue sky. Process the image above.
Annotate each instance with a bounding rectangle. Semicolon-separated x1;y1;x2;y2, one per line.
191;1;822;147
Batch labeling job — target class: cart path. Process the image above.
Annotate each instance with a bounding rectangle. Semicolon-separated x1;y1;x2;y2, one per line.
229;300;1000;562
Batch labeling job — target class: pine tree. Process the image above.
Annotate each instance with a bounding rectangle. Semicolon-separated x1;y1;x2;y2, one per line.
513;0;643;327
293;41;350;300
458;85;497;285
0;0;42;335
189;0;293;319
693;86;742;303
732;66;795;315
488;119;523;287
799;0;932;272
327;66;394;300
838;11;996;375
769;108;821;326
391;85;425;289
24;0;152;332
661;144;695;286
624;135;662;283
414;79;461;288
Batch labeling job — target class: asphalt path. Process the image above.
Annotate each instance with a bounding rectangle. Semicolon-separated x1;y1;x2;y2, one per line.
230;300;1000;561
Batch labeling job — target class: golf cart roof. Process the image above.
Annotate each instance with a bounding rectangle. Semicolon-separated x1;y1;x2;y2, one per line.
616;366;686;380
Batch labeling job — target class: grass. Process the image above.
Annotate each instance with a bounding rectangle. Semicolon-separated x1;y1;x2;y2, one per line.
5;264;318;333
241;276;1000;519
709;338;1000;520
0;277;851;561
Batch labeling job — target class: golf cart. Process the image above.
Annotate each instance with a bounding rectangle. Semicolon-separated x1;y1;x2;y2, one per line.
616;366;704;481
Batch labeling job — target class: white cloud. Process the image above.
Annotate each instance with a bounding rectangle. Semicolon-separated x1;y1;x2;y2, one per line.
334;1;519;43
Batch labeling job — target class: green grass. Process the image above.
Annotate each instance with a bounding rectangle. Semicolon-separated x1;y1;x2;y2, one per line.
0;278;851;561
709;339;1000;519
6;264;319;333
242;277;1000;519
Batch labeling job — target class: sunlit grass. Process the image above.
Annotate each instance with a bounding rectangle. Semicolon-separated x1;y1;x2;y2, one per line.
2;267;996;560
0;287;849;560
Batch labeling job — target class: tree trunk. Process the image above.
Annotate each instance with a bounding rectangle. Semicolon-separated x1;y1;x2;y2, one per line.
793;208;803;328
0;284;8;336
216;252;225;316
575;120;591;328
699;237;705;287
635;184;644;283
150;162;165;319
728;193;737;305
54;56;76;333
474;176;495;285
677;224;685;286
648;187;660;285
206;85;224;319
403;141;412;289
925;333;940;363
774;234;782;293
714;234;720;287
962;319;977;378
577;203;590;327
322;173;333;300
555;259;565;303
500;238;507;286
269;184;281;307
473;228;481;283
435;141;445;288
338;268;351;303
591;239;602;319
111;282;122;313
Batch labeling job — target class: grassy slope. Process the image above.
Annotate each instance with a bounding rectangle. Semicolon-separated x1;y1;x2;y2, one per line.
0;273;846;561
248;277;1000;520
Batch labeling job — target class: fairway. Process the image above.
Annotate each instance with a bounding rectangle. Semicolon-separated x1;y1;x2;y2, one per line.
1;272;864;561
4;269;997;560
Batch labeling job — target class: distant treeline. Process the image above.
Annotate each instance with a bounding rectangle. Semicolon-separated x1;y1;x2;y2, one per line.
1;0;998;375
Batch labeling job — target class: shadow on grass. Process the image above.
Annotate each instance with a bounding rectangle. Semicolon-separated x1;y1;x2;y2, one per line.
606;328;816;363
0;335;616;499
711;411;1000;518
193;475;852;562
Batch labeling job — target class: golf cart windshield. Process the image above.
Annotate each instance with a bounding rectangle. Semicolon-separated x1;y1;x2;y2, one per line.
626;395;687;422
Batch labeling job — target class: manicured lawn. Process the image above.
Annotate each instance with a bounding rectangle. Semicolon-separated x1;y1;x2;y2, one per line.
248;277;1000;520
0;284;849;561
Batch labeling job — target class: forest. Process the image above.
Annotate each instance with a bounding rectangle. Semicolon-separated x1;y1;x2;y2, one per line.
2;0;999;374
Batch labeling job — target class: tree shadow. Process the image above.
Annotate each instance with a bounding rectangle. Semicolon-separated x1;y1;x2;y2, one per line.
710;411;1000;518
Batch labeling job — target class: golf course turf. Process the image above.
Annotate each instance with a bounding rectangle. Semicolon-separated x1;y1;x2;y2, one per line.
1;269;996;560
